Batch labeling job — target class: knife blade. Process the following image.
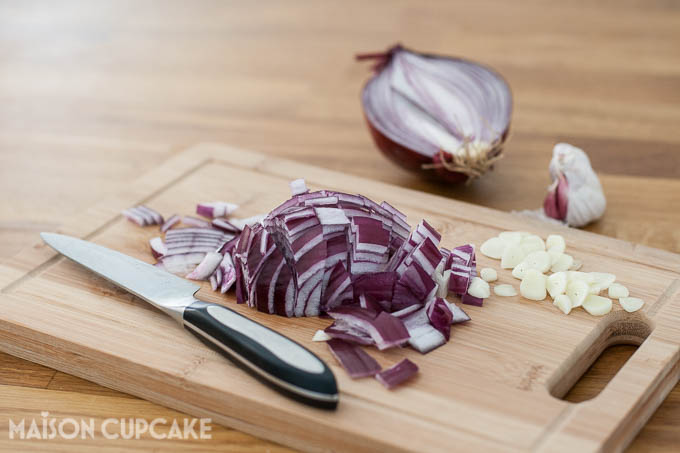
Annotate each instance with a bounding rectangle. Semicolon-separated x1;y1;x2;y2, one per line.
41;233;338;409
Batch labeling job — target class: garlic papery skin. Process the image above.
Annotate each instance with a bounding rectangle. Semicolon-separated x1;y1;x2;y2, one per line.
543;143;606;227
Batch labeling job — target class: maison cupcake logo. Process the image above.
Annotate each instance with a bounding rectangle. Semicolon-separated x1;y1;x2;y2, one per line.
7;412;212;440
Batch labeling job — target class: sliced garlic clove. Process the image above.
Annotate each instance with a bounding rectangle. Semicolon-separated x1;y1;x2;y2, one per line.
498;231;523;245
566;279;589;307
480;267;498;282
501;244;526;269
522;251;552;273
553;294;572;315
494;284;517;297
547;248;563;265
546;234;566;254
468;276;491;298
619;297;644;313
567;271;594;284
520;269;547;301
608;283;629;299
512;261;530;279
547;271;568;299
550;253;573;272
582;294;612;316
588;272;616;293
594;272;616;285
480;237;506;259
521;235;545;254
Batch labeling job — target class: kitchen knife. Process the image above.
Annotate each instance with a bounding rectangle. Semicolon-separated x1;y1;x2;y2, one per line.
40;233;339;409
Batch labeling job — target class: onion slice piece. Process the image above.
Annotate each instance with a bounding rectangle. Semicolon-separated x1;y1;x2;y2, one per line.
375;359;419;389
327;307;409;351
326;339;381;379
196;201;238;219
426;297;453;340
160;214;181;233
186;252;223;281
122;205;164;226
402;305;446;353
181;216;212;228
149;237;167;259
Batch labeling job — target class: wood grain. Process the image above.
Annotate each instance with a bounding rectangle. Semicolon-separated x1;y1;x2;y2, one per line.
1;0;679;451
0;144;679;452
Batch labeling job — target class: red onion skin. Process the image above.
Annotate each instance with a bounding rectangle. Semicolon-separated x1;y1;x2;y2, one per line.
365;115;468;183
365;117;432;172
364;112;510;185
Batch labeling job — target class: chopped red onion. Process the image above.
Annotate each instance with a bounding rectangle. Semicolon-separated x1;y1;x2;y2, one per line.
160;214;181;233
218;236;240;255
323;262;353;310
375;358;418;389
402;306;446;353
390;304;422;319
166;227;224;237
219;254;237;293
326;339;381;378
352;272;396;307
149;237;167;259
289;178;309;196
359;294;384;315
315;207;350;226
230;213;266;231
426;297;453;340
328;306;409;350
136;206;164;225
159;252;206;275
325;323;374;345
447;301;471;324
164;245;219;256
186;252;223;280
122;205;164;227
181;216;212;228
196;201;238;219
448;270;471;296
448;243;476;267
461;293;484;307
212;218;241;234
131;185;483;378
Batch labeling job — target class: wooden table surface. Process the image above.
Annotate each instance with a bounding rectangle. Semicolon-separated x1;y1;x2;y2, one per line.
0;0;678;450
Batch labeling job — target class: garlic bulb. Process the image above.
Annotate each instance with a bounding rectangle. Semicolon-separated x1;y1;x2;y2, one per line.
543;143;606;227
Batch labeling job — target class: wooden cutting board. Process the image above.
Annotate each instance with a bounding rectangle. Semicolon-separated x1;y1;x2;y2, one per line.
1;143;678;452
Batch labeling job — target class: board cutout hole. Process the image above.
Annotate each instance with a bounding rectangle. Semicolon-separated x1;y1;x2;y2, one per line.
562;344;638;403
548;316;651;401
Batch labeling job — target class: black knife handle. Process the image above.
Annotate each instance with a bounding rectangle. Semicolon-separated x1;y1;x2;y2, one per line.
182;300;338;409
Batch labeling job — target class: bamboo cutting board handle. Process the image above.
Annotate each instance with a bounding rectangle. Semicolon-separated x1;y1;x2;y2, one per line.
539;289;680;452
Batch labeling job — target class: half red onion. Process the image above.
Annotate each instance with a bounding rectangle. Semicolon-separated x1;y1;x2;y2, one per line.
359;45;512;183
